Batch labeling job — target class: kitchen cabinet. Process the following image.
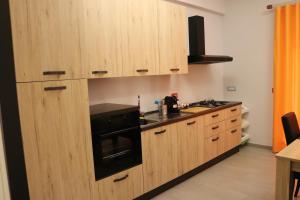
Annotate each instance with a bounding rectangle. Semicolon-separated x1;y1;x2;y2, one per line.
10;0;86;82
177;116;204;175
93;165;143;200
125;0;159;76
222;127;242;153
82;0;125;78
17;80;94;200
204;134;221;162
142;124;179;192
158;0;188;75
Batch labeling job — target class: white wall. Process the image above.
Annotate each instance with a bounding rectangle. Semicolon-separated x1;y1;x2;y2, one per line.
0;111;10;200
89;0;226;112
223;0;291;146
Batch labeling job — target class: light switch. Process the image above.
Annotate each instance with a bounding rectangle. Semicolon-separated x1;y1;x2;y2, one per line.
227;86;236;92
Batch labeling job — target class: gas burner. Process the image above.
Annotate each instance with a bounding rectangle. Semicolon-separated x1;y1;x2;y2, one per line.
190;100;230;108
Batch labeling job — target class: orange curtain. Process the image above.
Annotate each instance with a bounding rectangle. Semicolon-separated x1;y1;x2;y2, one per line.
273;3;300;152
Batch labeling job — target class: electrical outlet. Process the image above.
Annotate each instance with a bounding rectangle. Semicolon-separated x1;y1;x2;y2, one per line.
227;86;236;92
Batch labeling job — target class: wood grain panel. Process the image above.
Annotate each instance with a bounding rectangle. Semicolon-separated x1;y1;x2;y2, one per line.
0;120;10;200
225;105;242;118
158;0;188;75
205;121;225;138
82;0;125;78
220;126;241;154
125;0;159;76
10;0;86;82
204;110;225;125
142;124;179;193
17;80;94;200
93;165;143;200
204;135;219;162
177;117;204;175
225;115;242;130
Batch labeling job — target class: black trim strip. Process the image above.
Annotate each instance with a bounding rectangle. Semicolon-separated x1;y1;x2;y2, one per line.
135;146;240;200
0;0;30;199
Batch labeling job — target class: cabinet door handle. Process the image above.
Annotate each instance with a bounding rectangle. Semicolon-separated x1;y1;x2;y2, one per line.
155;129;166;135
43;71;66;76
170;68;180;72
231;108;237;112
113;174;128;182
92;70;108;74
136;69;149;73
231;119;237;123
212;137;219;142
231;129;237;134
187;121;196;126
44;86;67;91
212;114;219;118
212;125;219;130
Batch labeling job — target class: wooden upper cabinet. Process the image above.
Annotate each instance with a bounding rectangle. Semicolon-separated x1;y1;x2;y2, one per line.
82;0;125;78
124;0;159;76
17;80;94;200
10;0;86;82
177;117;204;175
142;124;179;193
158;0;188;75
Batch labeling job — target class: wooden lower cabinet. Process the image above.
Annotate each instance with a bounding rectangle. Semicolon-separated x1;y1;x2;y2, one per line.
17;80;94;200
93;165;143;200
221;126;242;153
177;117;204;175
142;124;179;192
204;135;220;162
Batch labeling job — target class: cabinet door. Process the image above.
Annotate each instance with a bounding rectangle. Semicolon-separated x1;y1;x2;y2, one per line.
221;126;242;153
158;0;188;75
177;117;204;175
82;0;125;78
142;124;179;192
17;80;94;200
10;0;86;82
204;135;220;162
124;0;159;76
94;165;143;200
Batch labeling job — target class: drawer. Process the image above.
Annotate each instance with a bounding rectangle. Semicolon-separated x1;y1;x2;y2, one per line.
225;105;241;118
205;121;225;138
225;115;242;130
96;165;143;200
204;110;225;125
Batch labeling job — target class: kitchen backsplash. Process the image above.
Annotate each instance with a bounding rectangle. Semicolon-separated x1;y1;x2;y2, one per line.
88;66;224;112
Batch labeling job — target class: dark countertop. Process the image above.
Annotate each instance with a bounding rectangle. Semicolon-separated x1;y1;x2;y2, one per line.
141;101;242;131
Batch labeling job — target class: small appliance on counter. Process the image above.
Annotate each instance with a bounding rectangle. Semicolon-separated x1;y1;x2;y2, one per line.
90;103;142;181
164;94;180;114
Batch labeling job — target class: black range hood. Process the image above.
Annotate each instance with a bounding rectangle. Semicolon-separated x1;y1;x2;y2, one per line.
188;16;233;64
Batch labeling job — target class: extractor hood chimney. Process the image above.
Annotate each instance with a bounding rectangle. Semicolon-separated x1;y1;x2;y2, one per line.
188;16;233;64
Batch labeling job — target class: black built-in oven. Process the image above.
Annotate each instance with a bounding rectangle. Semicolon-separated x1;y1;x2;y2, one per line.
90;103;142;181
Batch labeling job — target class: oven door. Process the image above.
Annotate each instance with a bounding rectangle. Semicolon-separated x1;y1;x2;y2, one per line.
92;127;142;180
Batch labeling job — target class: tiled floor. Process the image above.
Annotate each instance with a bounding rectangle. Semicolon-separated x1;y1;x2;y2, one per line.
153;145;276;200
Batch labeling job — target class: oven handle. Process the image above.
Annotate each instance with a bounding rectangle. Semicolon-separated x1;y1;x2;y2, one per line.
102;149;132;161
114;174;129;182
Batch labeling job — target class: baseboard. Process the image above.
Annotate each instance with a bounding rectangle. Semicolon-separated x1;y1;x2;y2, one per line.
135;146;240;200
247;143;272;150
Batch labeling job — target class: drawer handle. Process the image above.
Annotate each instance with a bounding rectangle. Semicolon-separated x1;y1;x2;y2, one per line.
231;119;237;123
231;108;237;112
231;129;237;134
43;71;66;76
136;69;149;73
92;70;108;74
187;121;196;126
212;126;219;130
212;137;219;142
170;68;180;72
155;129;166;135
212;114;219;118
44;86;67;91
113;174;129;182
